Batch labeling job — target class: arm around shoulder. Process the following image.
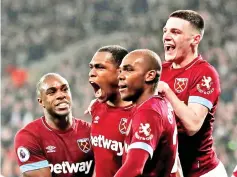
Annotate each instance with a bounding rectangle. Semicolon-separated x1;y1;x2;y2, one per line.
158;81;208;136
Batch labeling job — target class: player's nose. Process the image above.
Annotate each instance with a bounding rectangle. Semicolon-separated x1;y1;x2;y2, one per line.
163;32;172;43
89;67;96;77
118;71;125;81
56;91;67;100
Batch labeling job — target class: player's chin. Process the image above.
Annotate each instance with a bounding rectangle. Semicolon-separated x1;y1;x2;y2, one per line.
119;88;127;100
164;53;176;62
120;92;132;102
55;109;71;117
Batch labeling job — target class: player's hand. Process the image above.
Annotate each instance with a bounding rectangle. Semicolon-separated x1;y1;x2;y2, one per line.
84;99;97;114
157;81;170;96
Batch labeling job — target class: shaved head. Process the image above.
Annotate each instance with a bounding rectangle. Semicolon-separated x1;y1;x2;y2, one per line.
36;73;69;97
129;49;161;71
119;49;162;103
125;49;162;84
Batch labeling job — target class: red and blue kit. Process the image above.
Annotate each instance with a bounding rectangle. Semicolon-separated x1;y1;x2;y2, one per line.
14;117;93;177
90;100;133;177
161;55;221;177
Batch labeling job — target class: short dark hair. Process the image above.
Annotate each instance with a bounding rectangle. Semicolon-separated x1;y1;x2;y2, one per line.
170;10;204;35
97;45;128;67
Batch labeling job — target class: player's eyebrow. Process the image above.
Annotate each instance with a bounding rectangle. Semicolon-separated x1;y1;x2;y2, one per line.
61;84;69;89
46;84;68;93
89;63;105;68
171;28;182;32
122;64;133;70
45;87;57;94
164;27;182;33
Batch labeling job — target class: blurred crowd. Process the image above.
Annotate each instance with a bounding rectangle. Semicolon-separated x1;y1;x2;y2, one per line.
1;0;237;176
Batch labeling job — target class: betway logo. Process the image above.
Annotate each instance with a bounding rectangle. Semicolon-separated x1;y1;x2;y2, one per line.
49;160;92;174
91;135;124;156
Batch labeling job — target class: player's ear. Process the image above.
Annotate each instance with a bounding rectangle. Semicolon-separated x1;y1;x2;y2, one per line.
145;70;156;82
192;33;201;45
37;98;45;108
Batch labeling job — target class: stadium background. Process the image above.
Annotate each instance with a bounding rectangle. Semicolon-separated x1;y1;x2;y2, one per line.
1;0;237;176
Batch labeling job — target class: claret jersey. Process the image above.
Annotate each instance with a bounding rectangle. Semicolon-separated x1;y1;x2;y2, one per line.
14;117;93;177
161;55;221;176
123;96;178;177
90;100;133;177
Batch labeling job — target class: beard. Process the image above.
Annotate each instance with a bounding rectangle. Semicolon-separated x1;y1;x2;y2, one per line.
47;108;71;120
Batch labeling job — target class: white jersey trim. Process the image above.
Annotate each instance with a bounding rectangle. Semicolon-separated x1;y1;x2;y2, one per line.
188;96;213;110
200;161;228;177
128;142;153;158
20;160;49;173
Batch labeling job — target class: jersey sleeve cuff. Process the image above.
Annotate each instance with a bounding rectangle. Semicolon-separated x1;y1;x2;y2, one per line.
20;160;49;173
128;142;153;158
188;96;213;110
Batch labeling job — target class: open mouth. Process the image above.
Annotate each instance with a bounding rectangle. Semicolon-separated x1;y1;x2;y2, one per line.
164;44;176;52
119;84;128;92
56;102;69;106
89;81;102;98
55;101;70;110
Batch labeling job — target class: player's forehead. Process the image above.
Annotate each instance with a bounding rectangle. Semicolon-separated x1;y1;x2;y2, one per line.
90;51;114;65
41;75;69;91
164;17;191;31
121;53;144;68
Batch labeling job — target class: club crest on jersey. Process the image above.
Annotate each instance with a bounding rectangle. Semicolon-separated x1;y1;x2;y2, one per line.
135;123;153;141
197;76;214;94
17;146;30;162
174;78;188;93
119;118;128;134
77;138;91;153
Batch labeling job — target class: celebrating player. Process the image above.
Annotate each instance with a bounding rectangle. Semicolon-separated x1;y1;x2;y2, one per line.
115;49;178;177
159;10;228;176
14;73;93;177
88;45;134;177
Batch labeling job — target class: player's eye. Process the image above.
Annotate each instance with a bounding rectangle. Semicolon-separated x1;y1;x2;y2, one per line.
172;29;180;34
97;65;105;69
93;64;103;69
125;67;133;72
46;89;56;95
63;87;69;92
